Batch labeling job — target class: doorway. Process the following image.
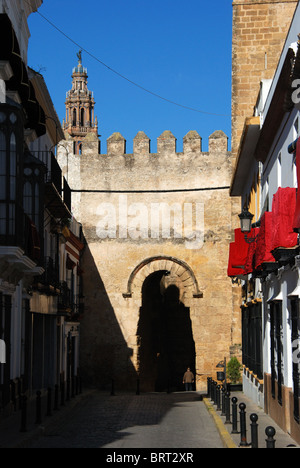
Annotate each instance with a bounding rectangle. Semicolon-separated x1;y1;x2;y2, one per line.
137;271;196;392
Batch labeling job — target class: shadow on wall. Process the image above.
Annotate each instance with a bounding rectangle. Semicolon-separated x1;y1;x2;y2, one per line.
137;271;196;393
79;244;138;391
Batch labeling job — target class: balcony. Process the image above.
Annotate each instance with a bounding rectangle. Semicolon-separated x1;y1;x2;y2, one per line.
73;295;85;320
0;208;43;284
57;284;84;321
33;256;60;295
45;152;72;219
58;281;73;316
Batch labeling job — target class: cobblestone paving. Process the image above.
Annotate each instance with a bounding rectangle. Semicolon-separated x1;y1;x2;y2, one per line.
28;391;224;448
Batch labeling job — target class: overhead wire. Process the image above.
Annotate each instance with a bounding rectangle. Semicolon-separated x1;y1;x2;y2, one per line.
28;4;231;118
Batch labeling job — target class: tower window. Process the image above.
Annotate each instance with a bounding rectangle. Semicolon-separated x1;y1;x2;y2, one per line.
80;108;85;127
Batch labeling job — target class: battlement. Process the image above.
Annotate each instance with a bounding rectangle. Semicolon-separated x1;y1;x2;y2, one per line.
78;130;229;156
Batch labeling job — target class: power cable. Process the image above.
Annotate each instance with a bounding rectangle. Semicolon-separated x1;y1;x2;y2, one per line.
29;4;231;118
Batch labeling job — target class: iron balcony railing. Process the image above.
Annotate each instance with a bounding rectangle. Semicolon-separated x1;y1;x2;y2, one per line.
39;256;60;288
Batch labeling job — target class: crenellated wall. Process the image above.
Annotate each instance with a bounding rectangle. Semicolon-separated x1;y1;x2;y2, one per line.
63;128;228;157
58;130;231;203
57;128;241;392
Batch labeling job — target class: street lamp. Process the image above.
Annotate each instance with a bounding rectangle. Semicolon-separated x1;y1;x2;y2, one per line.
239;208;259;244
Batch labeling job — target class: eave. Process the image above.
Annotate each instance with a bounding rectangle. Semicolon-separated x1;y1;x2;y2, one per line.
230;116;260;196
254;48;295;163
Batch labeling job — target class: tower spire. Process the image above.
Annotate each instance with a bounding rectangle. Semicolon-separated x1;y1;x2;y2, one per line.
64;51;98;154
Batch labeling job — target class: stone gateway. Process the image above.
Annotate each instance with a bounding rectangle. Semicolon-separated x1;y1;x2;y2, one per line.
57;55;241;392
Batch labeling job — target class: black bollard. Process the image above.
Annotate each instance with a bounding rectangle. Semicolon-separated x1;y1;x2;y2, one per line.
213;381;217;405
210;380;214;402
216;385;221;411
66;376;70;401
35;390;42;425
71;376;75;398
54;384;59;411
239;403;250;447
136;379;140;395
225;391;231;424
221;386;226;416
60;381;65;406
250;413;259;448
231;397;239;434
167;380;171;394
207;377;211;398
20;395;27;433
265;426;276;448
46;387;52;417
111;378;115;396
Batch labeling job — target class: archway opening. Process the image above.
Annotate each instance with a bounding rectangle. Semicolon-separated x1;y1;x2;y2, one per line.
137;271;196;392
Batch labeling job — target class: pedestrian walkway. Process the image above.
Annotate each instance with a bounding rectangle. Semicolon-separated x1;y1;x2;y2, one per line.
204;391;300;449
0;388;98;448
0;387;299;448
27;391;224;448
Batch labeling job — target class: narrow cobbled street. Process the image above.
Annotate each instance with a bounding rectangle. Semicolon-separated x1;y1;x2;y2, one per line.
26;391;223;449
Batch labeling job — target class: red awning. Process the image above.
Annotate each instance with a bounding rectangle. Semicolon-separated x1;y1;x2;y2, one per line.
271;187;298;249
254;212;275;269
227;228;250;277
66;254;76;270
293;137;300;232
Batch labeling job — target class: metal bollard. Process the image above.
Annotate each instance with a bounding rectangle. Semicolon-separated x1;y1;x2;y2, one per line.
207;377;211;398
216;385;221;411
60;381;65;406
46;387;52;417
66;376;70;401
225;391;231;424
54;384;59;411
250;413;259;448
35;390;42;425
20;394;27;433
265;426;276;448
136;379;140;395
221;386;226;416
239;403;249;447
210;380;214;402
231;397;239;434
213;381;217;405
111;378;115;396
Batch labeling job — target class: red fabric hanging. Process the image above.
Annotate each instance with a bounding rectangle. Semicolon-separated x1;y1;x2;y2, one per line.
255;212;275;269
227;229;247;277
66;254;76;270
293;137;300;232
271;187;298;249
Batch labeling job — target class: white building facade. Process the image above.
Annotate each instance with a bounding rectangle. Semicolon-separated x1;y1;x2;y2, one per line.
228;2;300;442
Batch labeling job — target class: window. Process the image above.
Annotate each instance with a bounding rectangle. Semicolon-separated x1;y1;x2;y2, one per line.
270;301;283;405
23;166;42;232
0;131;6;200
291;299;300;423
242;302;263;380
0;109;22;241
80;108;85;127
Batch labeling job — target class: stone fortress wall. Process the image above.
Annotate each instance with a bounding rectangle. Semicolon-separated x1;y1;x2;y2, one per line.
58;129;241;391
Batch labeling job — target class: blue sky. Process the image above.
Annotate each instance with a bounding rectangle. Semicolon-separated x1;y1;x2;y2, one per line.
28;0;233;153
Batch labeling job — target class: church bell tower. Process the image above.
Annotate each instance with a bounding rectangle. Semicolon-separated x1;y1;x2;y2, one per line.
63;51;98;154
